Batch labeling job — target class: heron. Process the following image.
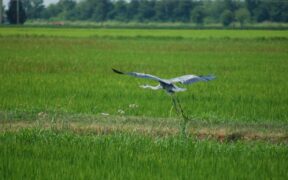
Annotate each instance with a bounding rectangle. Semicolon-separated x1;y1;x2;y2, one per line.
112;68;215;94
112;68;215;136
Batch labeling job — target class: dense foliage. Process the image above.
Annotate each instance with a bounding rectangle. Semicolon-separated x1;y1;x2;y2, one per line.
6;0;27;24
5;0;288;26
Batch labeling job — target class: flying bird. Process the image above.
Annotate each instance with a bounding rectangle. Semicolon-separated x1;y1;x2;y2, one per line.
112;68;215;94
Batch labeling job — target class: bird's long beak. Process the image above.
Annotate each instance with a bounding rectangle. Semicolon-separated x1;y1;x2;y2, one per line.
112;68;124;74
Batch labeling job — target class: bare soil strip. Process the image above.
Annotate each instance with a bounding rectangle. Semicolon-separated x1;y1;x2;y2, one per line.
1;116;287;144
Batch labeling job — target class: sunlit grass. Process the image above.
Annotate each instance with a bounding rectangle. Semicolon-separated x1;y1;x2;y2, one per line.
0;34;287;123
0;27;287;180
0;129;287;179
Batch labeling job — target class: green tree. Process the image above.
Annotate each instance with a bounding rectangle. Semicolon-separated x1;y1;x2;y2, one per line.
27;0;288;24
91;0;112;22
224;0;238;12
74;0;96;20
254;2;270;22
111;0;127;21
22;0;44;19
154;0;166;21
127;0;139;21
42;3;61;19
191;5;205;26
269;1;288;22
154;0;177;22
245;0;259;21
55;0;76;20
221;10;234;27
6;0;27;24
203;0;225;23
0;0;3;23
173;0;192;22
137;0;155;21
235;8;250;28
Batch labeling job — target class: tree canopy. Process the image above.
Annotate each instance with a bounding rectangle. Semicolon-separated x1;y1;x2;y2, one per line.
6;0;27;24
6;0;288;26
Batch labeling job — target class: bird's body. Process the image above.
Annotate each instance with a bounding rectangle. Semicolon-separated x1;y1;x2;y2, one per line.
112;68;215;94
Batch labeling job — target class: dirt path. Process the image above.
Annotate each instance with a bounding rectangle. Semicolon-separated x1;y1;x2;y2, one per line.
1;114;287;144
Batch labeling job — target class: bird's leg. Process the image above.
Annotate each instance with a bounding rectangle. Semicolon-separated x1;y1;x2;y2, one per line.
171;95;180;116
175;96;189;120
174;95;189;138
171;95;189;138
169;104;174;117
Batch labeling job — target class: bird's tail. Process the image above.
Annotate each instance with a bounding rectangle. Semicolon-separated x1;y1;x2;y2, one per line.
112;68;124;74
200;75;216;81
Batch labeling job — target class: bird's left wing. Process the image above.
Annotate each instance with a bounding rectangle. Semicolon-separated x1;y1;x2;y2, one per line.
112;68;166;83
169;74;215;84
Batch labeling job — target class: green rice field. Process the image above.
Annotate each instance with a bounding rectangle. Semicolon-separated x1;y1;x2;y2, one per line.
1;27;288;39
0;27;287;179
1;129;287;179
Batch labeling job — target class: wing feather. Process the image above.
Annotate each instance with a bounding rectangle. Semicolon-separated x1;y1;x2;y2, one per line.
112;68;168;83
112;69;215;85
169;74;215;84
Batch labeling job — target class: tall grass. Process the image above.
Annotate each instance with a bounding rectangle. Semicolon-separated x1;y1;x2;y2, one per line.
0;28;287;179
0;129;287;179
0;33;287;123
0;28;288;123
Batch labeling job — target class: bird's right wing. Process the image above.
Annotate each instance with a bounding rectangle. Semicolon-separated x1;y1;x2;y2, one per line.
169;74;215;84
112;68;167;83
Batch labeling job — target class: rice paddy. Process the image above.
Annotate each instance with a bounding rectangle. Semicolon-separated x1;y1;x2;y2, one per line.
0;27;287;179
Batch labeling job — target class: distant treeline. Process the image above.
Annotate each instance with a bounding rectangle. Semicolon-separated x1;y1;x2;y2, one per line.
4;0;288;26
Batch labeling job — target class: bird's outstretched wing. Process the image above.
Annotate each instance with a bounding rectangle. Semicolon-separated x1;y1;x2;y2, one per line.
112;68;167;83
169;74;215;84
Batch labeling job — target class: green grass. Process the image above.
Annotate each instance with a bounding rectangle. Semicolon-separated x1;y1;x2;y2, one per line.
25;19;288;29
1;129;287;179
1;27;288;39
0;28;287;123
0;27;288;179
